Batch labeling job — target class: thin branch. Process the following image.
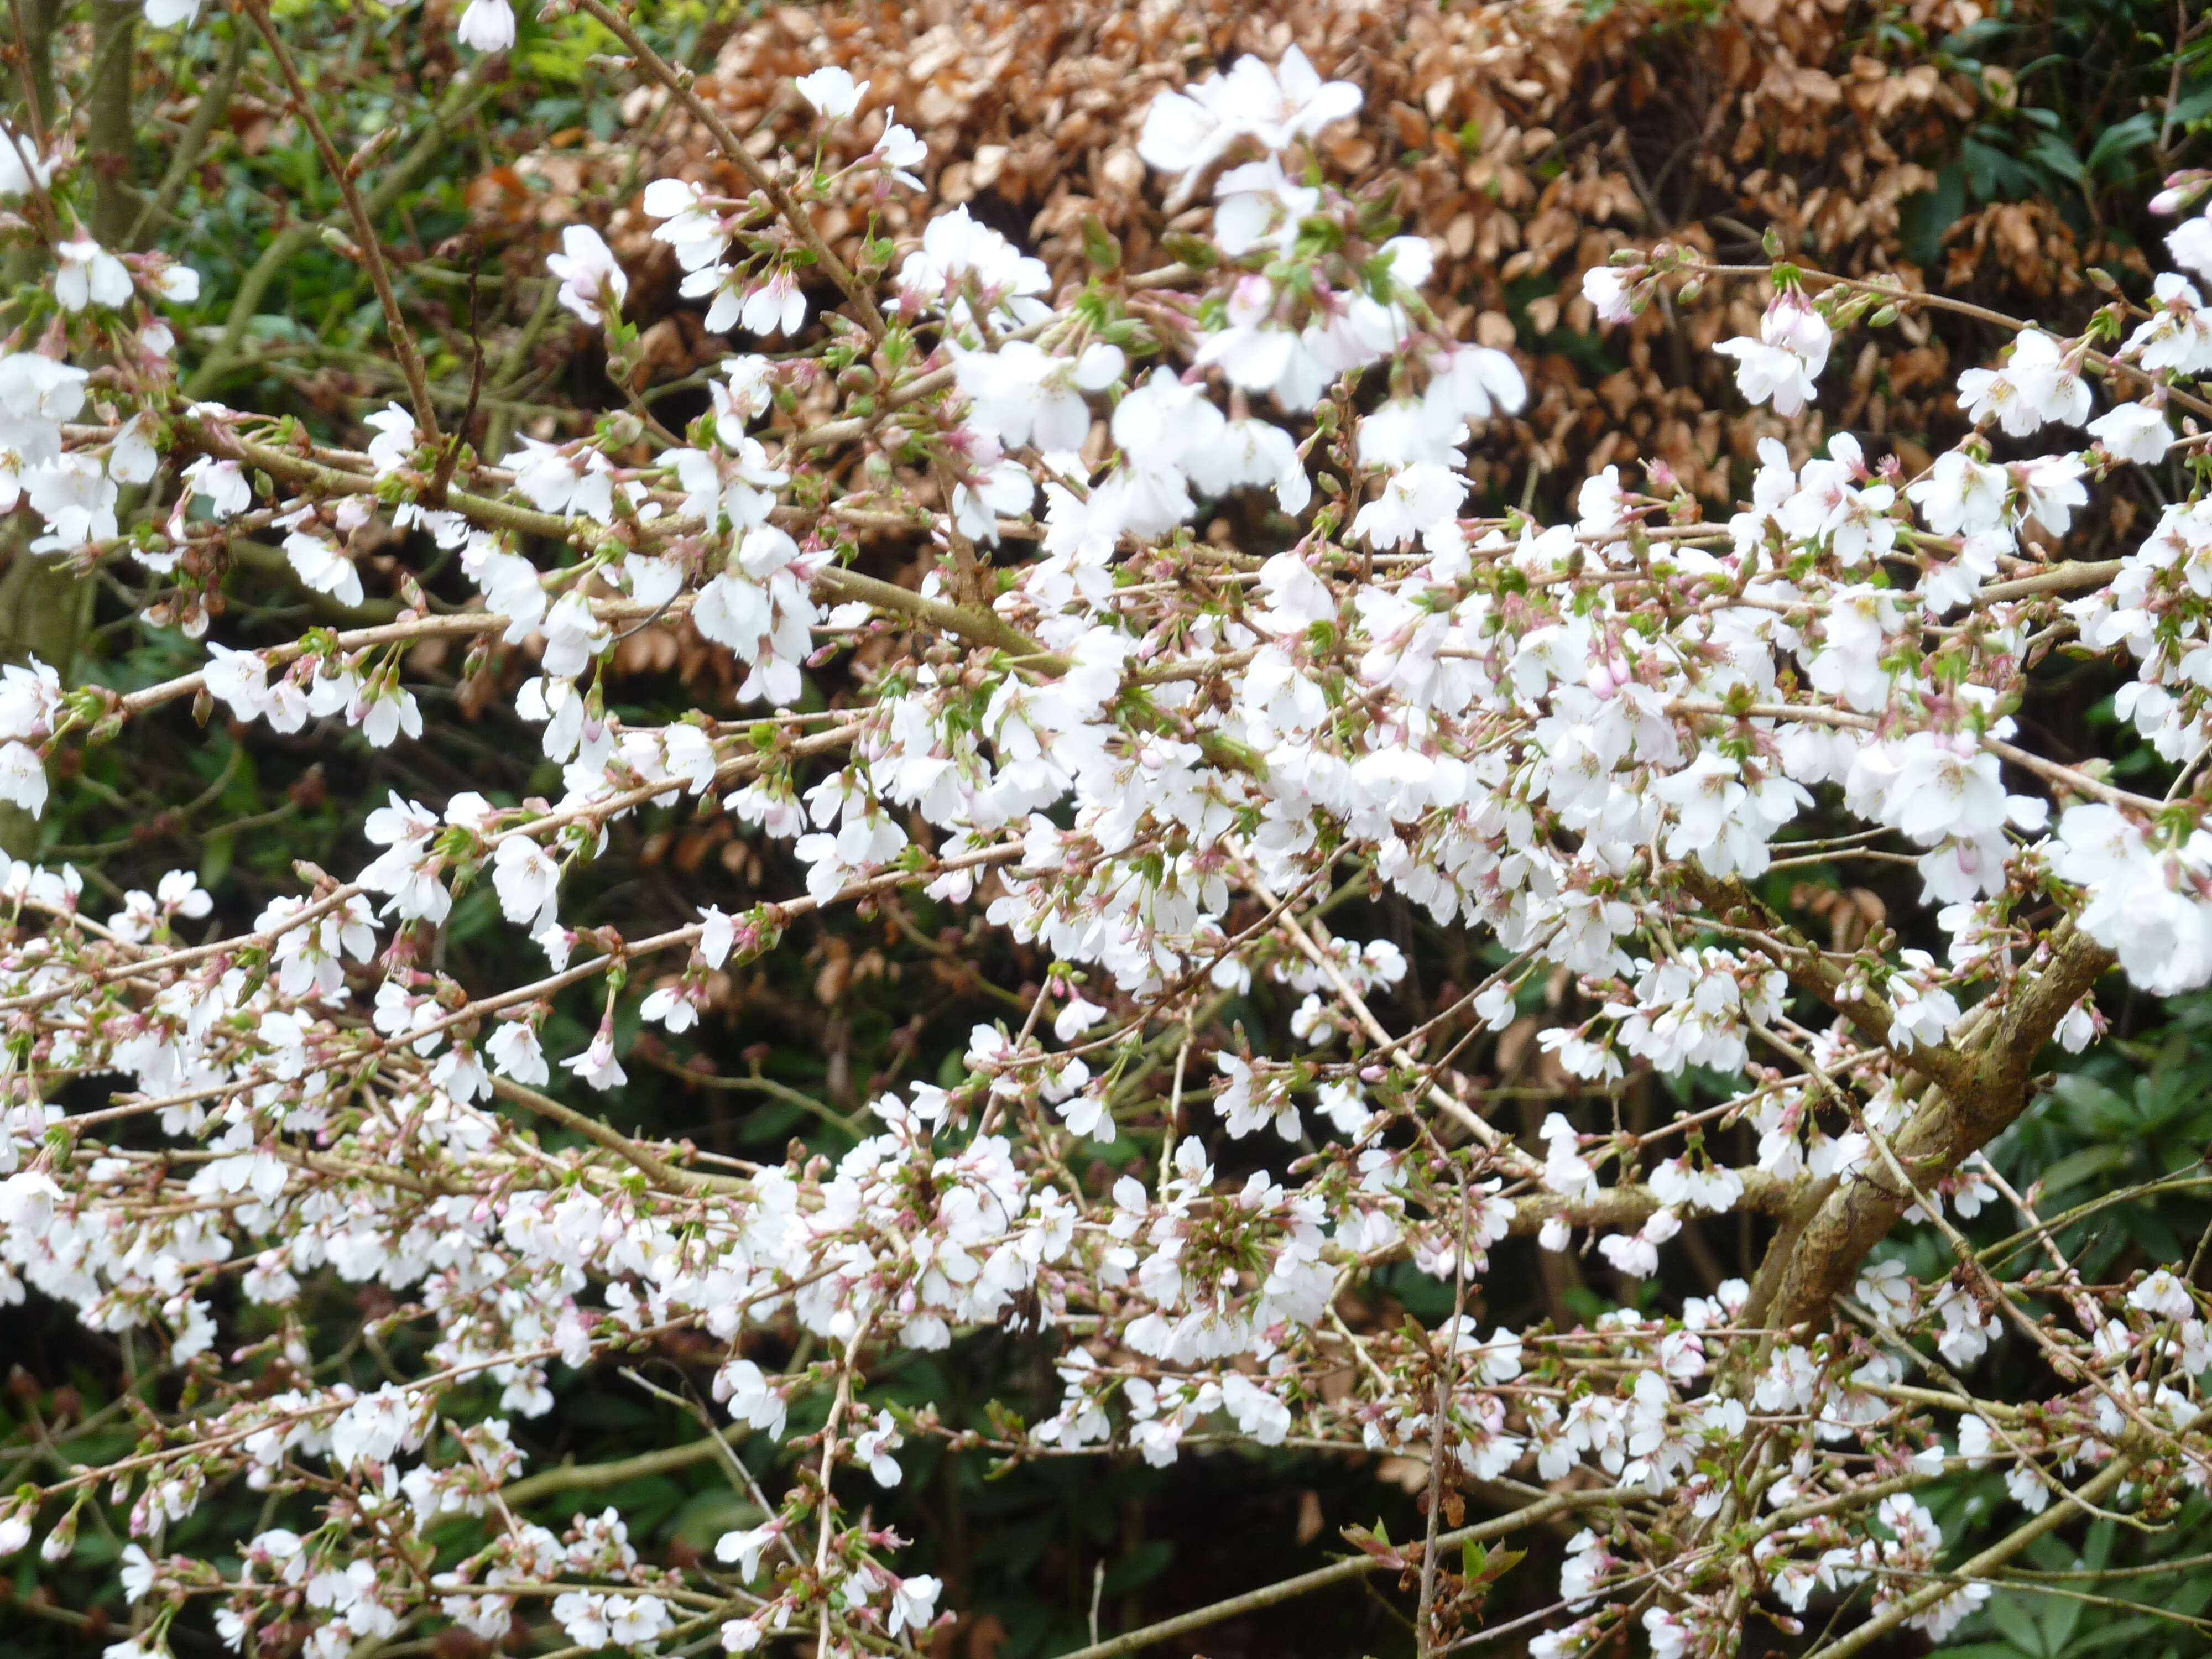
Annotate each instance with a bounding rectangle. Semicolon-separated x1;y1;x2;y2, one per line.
489;1076;743;1196
235;0;442;439
1800;1448;2143;1659
571;0;885;338
129;19;247;244
497;1432;744;1507
1047;1490;1632;1659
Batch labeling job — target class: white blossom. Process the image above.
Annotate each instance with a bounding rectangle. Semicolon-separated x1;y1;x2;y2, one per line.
547;226;628;325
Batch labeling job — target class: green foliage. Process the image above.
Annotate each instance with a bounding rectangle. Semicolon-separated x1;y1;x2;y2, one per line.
1942;1516;2212;1659
1895;0;2211;265
1997;991;2212;1276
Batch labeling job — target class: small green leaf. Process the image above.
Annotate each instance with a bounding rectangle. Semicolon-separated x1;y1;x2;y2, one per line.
2036;1141;2130;1200
1159;231;1219;270
199;832;235;894
2027;132;2085;185
1080;215;1121;272
1100;1540;1172;1597
2085;112;2158;177
1988;1592;2047;1658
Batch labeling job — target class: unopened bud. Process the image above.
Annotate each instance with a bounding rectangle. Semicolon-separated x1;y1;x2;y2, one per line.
1081;215;1121;273
347;126;402;178
39;1504;77;1563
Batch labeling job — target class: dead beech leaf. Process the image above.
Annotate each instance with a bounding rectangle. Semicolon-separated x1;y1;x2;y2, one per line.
1377;1454;1431;1494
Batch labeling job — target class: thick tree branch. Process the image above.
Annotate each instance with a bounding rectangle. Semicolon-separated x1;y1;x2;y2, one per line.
1759;924;2114;1331
1675;868;1983;1103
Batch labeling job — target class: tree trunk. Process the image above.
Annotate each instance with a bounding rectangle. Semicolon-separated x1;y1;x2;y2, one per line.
88;0;140;245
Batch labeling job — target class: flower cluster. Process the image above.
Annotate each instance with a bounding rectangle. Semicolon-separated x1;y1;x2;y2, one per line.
2;27;2210;1659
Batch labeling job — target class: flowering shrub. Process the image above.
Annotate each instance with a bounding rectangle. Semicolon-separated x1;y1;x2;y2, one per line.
5;4;2212;1658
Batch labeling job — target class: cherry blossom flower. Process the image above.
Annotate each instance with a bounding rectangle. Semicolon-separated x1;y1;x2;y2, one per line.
181;455;251;518
487;1019;549;1085
895;205;1051;327
2088;398;2172;463
456;0;514;52
739;268;807;338
1138;45;1361;184
562;1025;628;1091
715;1523;779;1583
956;340;1124;452
1582;264;1637;323
283;531;364;608
888;1574;941;1639
795;67;867;118
364;405;416;476
54;238;131;311
546;226;628;325
1351;462;1465;547
2132;1267;2196;1321
492;834;562;930
0;124;49;197
1905;448;2008;536
2170;210;2212;282
874;119;927;187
